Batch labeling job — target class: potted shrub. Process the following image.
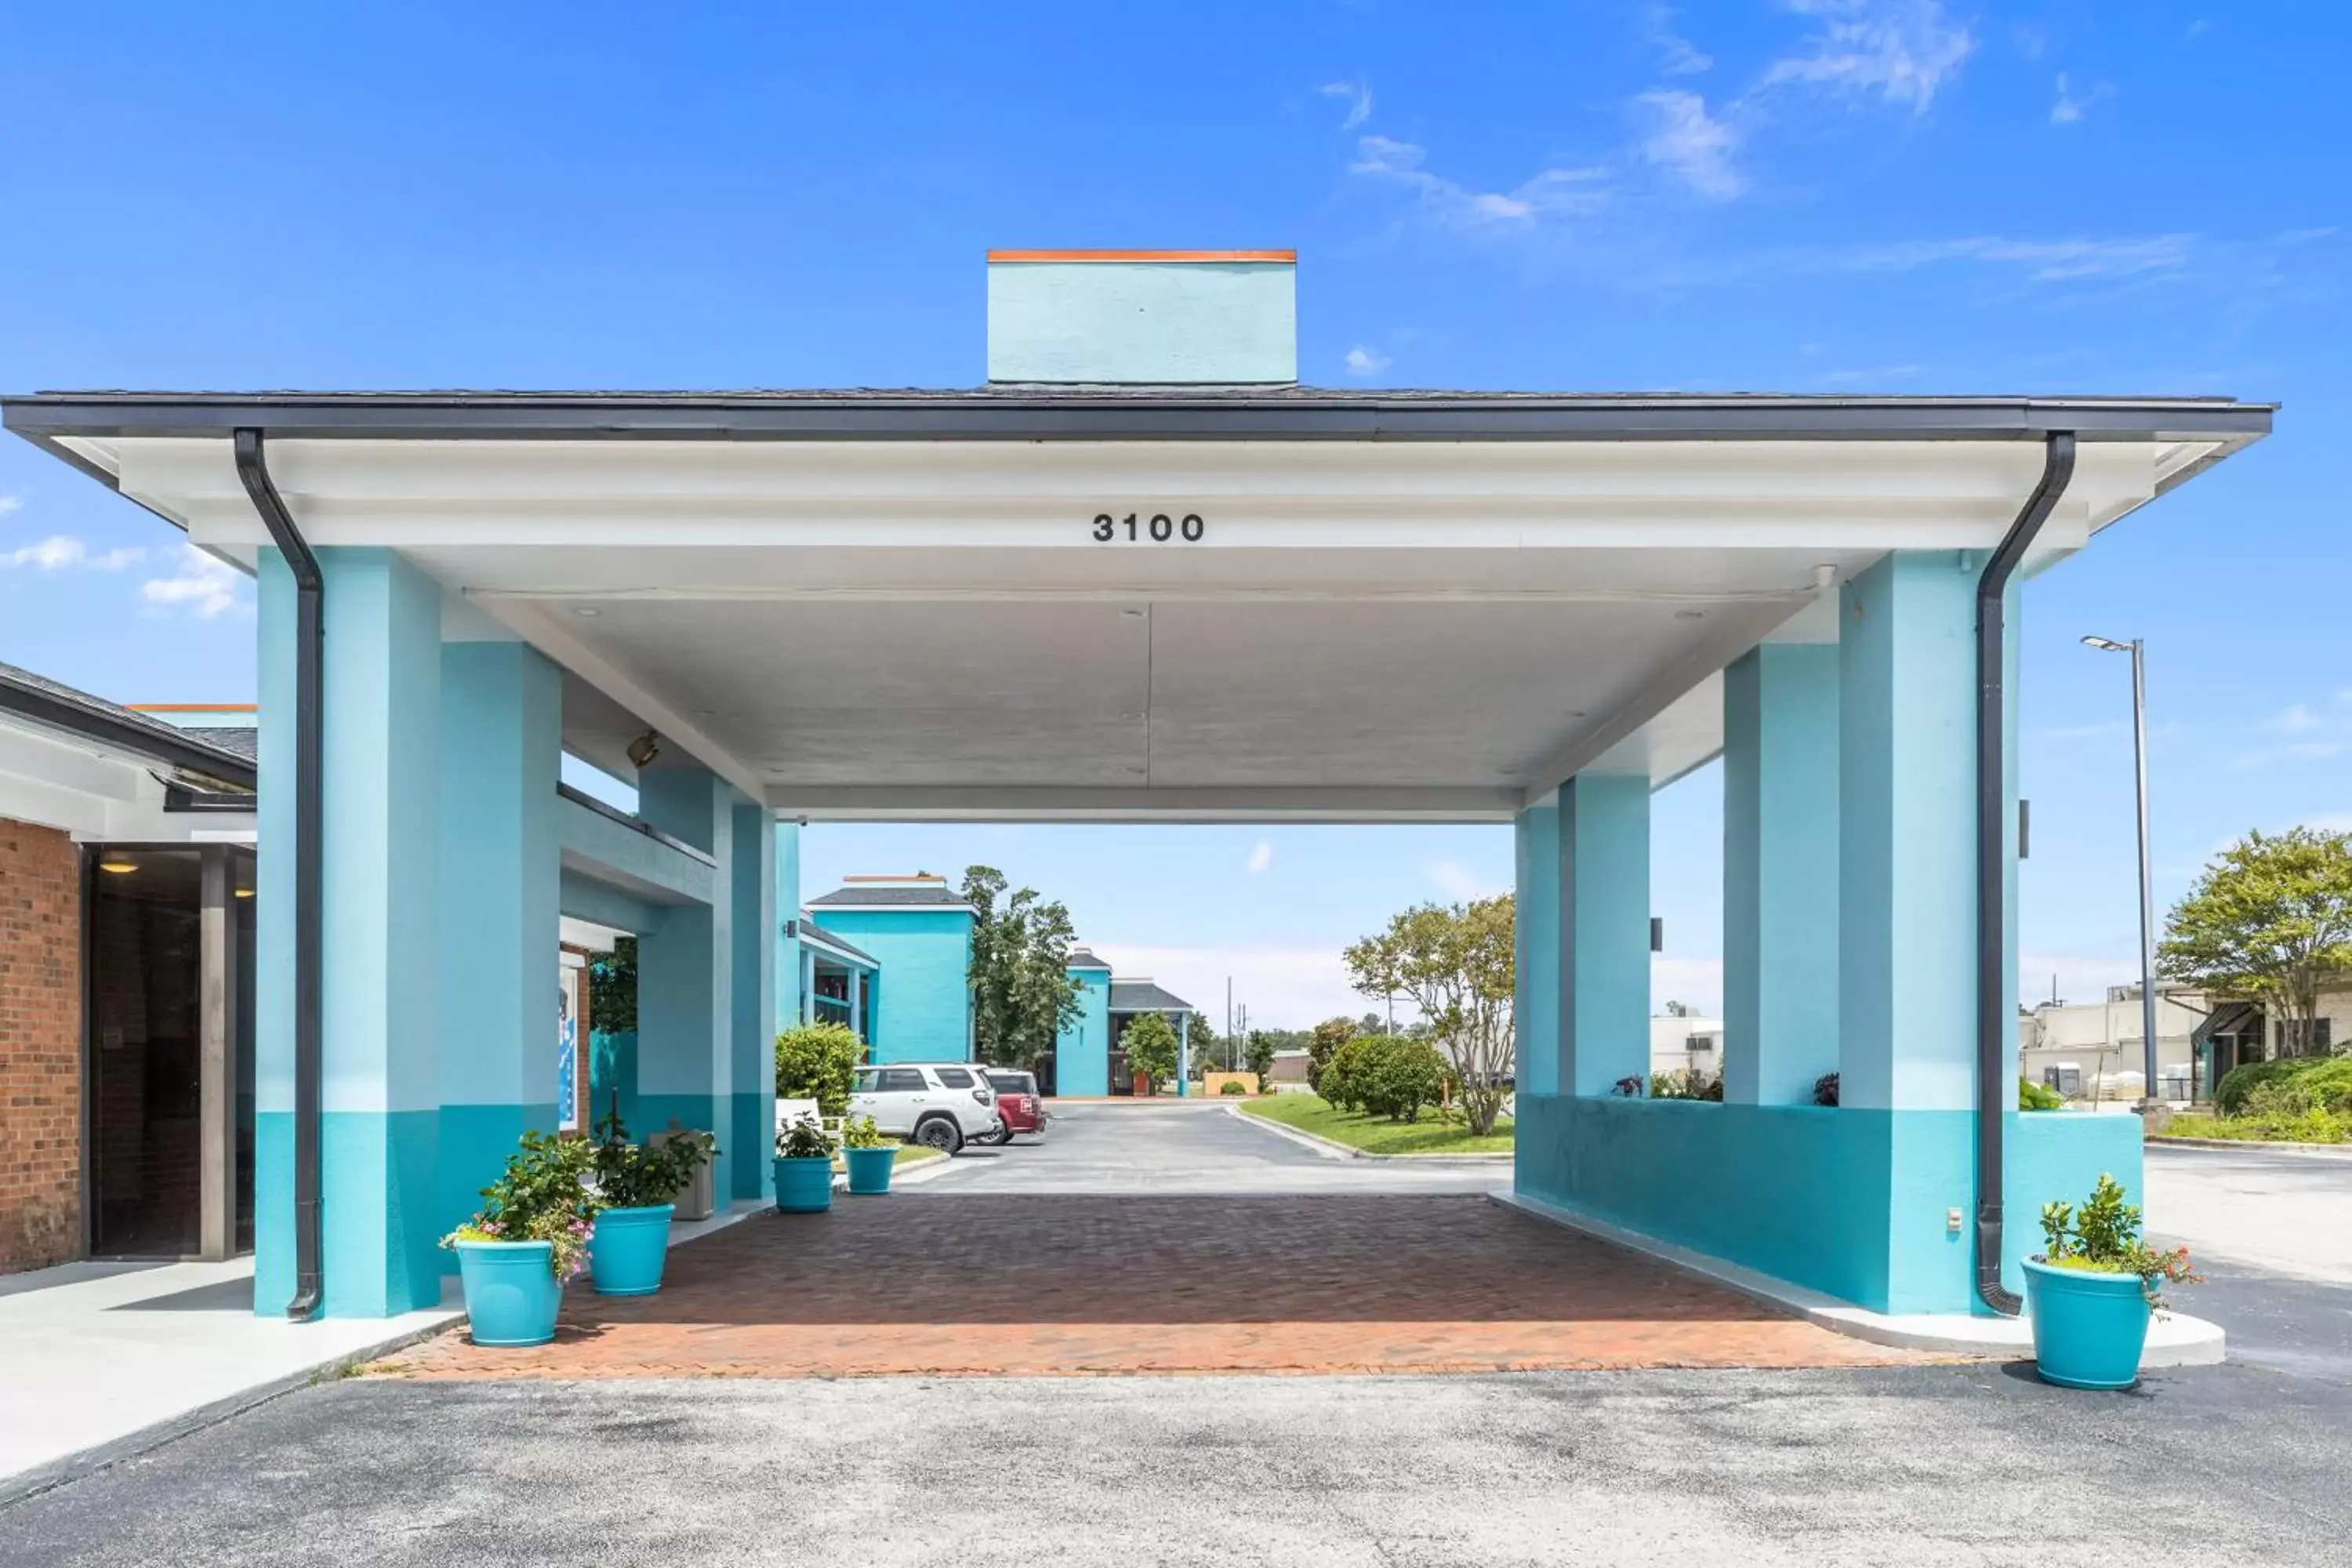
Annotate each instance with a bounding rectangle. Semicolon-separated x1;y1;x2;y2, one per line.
441;1131;600;1348
840;1114;897;1196
2025;1172;2200;1389
586;1109;715;1297
774;1113;839;1213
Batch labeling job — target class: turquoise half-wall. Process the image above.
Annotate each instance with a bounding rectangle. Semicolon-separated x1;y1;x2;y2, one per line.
1056;960;1112;1095
1513;1097;2143;1314
806;907;975;1062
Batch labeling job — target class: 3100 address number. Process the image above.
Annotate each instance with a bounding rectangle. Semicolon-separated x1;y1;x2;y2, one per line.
1092;512;1205;543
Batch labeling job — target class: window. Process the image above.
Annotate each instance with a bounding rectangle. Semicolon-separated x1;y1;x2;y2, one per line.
879;1068;927;1093
932;1066;975;1089
851;1067;881;1094
986;1071;1033;1094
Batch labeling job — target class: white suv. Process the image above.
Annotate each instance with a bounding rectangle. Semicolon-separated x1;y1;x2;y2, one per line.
848;1062;1002;1154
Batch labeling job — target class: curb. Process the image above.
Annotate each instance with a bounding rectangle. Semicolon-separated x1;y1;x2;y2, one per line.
1488;1187;2226;1370
0;1312;462;1513
1223;1102;1515;1163
2147;1135;2352;1159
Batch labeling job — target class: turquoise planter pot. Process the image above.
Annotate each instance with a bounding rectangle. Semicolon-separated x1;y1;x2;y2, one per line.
774;1156;835;1213
589;1203;676;1296
455;1240;563;1347
2024;1257;2151;1389
844;1145;896;1196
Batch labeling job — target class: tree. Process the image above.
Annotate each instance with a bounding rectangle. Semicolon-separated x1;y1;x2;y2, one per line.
2159;827;2352;1059
1244;1029;1279;1085
1308;1015;1358;1093
1121;1011;1181;1092
1343;895;1515;1135
963;866;1085;1075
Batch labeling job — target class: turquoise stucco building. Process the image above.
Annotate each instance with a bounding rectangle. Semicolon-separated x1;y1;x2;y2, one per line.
1054;949;1113;1097
0;247;2270;1342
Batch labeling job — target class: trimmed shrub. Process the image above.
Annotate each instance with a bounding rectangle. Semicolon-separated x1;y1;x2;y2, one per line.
775;1022;862;1117
2018;1076;2064;1112
1323;1033;1446;1122
2215;1054;2352;1116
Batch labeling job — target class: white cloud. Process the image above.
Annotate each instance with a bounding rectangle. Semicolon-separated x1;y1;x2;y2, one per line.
1647;8;1714;74
1350;135;1610;231
1634;89;1743;198
1246;840;1275;874
1829;233;2198;282
1425;858;1504;902
1319;78;1373;130
2049;73;2085;125
2;535;144;571
0;494;20;517
1342;344;1392;376
141;545;249;619
1088;944;1370;1032
1762;0;1976;114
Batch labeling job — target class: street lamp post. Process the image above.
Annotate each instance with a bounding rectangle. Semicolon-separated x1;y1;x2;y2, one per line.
2082;635;2161;1109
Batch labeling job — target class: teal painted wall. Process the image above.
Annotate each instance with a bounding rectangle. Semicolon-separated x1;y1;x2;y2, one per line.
1723;643;1842;1106
1512;794;1562;1096
806;907;974;1062
1056;962;1112;1095
986;259;1296;384
635;768;738;1201
1563;772;1650;1098
728;804;775;1200
775;821;802;1029
1514;1097;2143;1314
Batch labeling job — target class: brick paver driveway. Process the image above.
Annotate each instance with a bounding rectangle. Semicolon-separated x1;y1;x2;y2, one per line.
381;1106;1926;1378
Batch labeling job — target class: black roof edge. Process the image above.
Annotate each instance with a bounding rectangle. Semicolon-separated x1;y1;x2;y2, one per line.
1;391;2275;447
0;669;258;789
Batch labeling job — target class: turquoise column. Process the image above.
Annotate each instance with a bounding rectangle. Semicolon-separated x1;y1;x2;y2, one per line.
1512;793;1562;1096
636;767;737;1200
775;819;802;1031
1838;551;1982;1314
434;640;562;1262
1563;772;1650;1098
253;548;444;1318
730;801;775;1201
1722;644;1841;1105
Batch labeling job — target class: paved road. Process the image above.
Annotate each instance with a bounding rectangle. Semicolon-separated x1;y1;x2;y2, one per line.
930;1098;1508;1195
2146;1143;2352;1386
6;1367;2347;1566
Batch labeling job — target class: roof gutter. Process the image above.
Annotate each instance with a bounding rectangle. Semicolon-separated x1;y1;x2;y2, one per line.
234;428;325;1323
1974;430;2075;1317
0;674;256;788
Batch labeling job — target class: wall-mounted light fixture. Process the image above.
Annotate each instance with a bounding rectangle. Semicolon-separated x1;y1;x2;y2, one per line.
625;730;661;769
98;858;138;874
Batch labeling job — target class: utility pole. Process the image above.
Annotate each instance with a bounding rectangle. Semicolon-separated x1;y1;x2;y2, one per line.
2082;634;2163;1109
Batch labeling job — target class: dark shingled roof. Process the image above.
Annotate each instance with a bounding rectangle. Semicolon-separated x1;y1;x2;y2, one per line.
1111;979;1195;1015
1067;948;1112;971
806;882;971;908
797;921;877;966
0;661;256;789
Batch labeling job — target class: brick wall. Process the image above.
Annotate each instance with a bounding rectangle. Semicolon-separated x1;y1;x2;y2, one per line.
0;818;81;1272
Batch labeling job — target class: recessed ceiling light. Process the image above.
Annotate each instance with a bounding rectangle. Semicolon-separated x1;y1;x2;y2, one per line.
1675;609;1704;621
234;887;256;899
98;859;137;874
1122;608;1146;619
574;607;601;617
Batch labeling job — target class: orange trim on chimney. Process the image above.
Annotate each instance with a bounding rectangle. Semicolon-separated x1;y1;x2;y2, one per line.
986;249;1295;264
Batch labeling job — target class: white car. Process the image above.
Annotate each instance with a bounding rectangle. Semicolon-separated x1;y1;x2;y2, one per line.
848;1062;1002;1154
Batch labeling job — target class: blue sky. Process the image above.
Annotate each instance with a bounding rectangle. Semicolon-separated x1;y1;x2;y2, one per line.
3;2;2345;1025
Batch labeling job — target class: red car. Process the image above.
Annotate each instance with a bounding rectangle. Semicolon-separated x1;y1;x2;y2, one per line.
982;1069;1045;1142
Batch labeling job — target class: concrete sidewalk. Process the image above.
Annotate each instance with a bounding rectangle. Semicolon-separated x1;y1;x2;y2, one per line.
0;1198;775;1501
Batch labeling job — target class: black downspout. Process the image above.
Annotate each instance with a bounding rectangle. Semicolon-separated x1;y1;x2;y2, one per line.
1974;431;2075;1316
234;428;325;1323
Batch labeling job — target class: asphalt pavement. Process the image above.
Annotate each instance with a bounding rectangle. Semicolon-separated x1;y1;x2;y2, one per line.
5;1367;2346;1566
2145;1142;2352;1385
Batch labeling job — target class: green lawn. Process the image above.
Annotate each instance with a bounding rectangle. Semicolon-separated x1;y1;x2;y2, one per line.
2158;1112;2348;1145
1240;1094;1514;1155
895;1144;946;1166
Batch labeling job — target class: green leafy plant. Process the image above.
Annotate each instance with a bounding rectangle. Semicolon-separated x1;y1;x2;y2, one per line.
441;1130;602;1279
1219;1080;1249;1096
1812;1071;1839;1107
1343;896;1516;1136
1307;1016;1357;1094
775;1114;837;1160
1319;1034;1447;1121
590;1106;715;1209
2038;1172;2201;1308
2018;1076;2065;1111
775;1022;864;1117
840;1114;891;1150
2159;826;2352;1056
2214;1054;2352;1116
1121;1011;1182;1092
1651;1068;1723;1102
